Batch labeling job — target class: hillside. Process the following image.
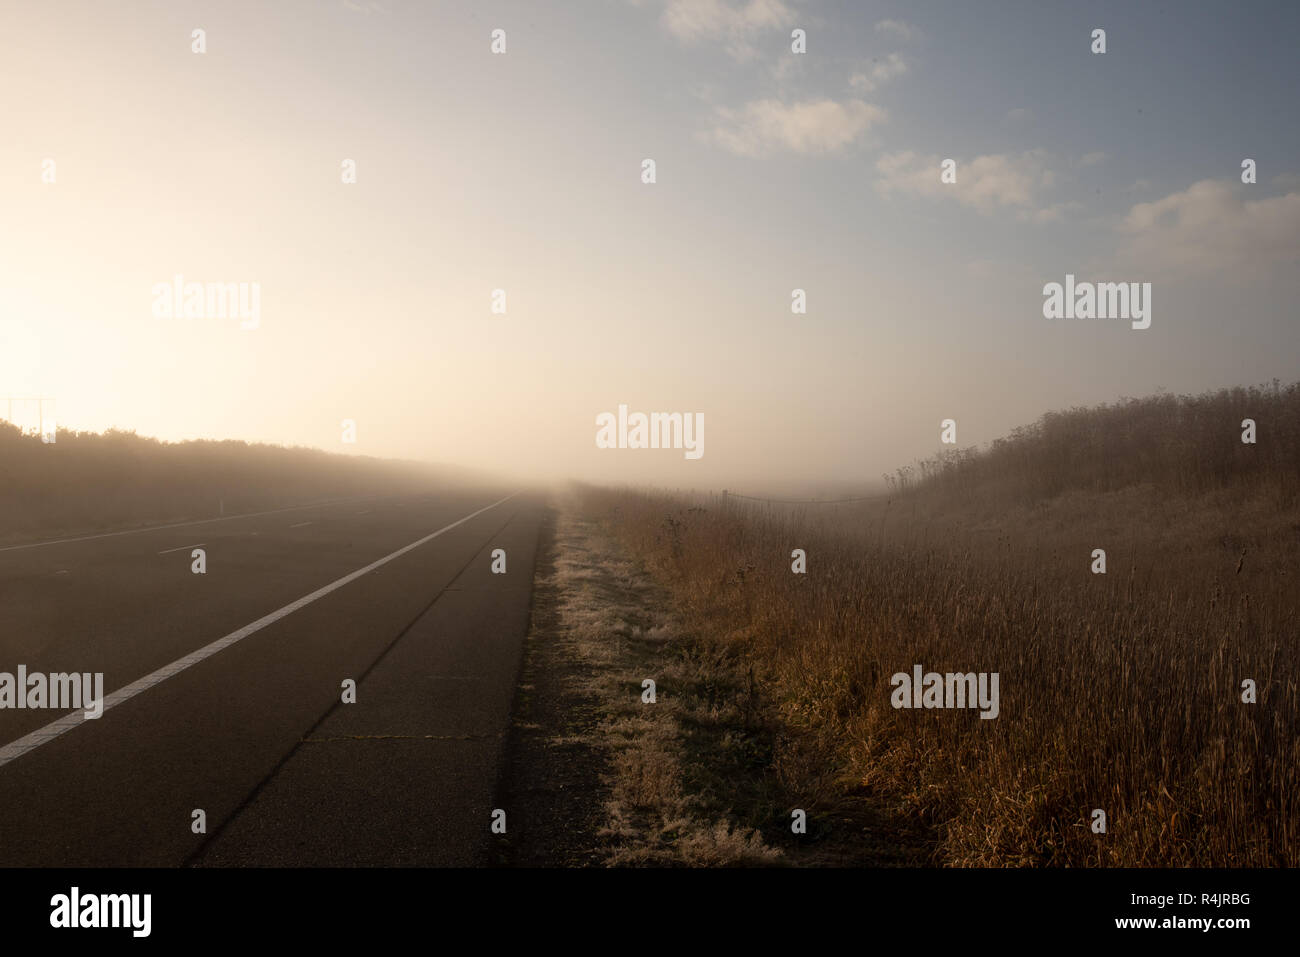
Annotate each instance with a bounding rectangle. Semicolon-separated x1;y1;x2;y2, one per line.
0;424;481;545
890;379;1300;505
584;381;1300;866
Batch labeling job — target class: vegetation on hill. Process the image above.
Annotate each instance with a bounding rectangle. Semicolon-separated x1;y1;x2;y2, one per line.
588;382;1300;866
0;423;472;543
887;379;1299;505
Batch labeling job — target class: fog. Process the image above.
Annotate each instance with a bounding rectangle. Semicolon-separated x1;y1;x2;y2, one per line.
2;1;1297;496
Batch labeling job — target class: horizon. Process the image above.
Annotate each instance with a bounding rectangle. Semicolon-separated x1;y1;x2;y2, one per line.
6;376;1289;503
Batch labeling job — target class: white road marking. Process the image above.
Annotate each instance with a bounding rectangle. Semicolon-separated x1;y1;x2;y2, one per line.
356;510;372;515
158;543;205;555
0;492;518;770
289;522;312;528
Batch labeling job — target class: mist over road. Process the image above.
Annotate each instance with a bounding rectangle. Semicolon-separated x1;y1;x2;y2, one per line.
0;485;541;866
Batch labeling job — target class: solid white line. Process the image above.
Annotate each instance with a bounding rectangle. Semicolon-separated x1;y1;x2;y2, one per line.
0;496;382;553
0;492;518;770
158;543;205;555
289;522;312;528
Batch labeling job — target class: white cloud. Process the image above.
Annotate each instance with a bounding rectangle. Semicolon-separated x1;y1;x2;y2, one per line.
849;53;908;93
874;19;917;41
1118;178;1300;277
662;0;795;60
706;98;886;157
1018;200;1084;224
1079;151;1108;167
875;149;1057;215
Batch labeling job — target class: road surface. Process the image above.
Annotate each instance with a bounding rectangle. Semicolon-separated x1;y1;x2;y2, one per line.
0;485;542;866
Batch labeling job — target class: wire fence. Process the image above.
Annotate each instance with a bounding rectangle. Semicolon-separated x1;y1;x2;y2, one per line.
720;490;877;505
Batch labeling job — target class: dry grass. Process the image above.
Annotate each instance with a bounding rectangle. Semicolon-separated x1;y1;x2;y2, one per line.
586;384;1300;867
543;497;783;866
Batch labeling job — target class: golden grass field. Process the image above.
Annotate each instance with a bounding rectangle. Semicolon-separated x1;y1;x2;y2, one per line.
584;382;1300;866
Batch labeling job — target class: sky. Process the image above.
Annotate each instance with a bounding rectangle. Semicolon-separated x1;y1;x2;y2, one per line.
1;0;1297;493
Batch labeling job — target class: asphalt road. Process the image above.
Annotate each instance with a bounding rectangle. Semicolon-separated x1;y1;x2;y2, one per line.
0;484;542;866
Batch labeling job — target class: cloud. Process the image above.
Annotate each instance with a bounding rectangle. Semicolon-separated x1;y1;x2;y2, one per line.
849;53;908;93
662;0;795;59
1118;178;1300;277
1018;200;1084;224
1079;151;1108;167
706;98;886;156
875;149;1057;215
874;19;917;41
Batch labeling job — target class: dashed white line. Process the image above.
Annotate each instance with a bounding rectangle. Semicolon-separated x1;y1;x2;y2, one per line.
0;492;519;770
289;522;313;528
0;497;384;553
158;543;205;555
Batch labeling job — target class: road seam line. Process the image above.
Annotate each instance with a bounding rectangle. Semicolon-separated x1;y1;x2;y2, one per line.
182;504;522;865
